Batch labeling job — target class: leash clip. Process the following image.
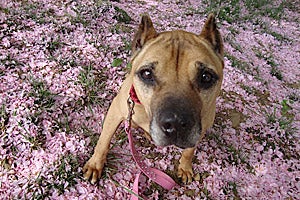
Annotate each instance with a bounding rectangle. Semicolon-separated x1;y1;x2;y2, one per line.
127;96;135;123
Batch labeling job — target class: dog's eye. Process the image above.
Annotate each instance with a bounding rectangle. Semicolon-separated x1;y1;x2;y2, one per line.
138;68;155;85
197;66;218;89
201;72;212;83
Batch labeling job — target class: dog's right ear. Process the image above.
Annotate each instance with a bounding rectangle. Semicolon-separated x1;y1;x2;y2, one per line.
132;14;158;53
199;13;223;57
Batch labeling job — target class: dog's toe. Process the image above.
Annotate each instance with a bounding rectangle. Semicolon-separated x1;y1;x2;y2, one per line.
91;171;99;184
177;164;193;184
83;167;92;180
83;156;105;183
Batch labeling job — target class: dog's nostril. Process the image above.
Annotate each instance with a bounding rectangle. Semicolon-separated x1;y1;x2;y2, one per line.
161;122;176;134
159;113;177;136
180;121;187;128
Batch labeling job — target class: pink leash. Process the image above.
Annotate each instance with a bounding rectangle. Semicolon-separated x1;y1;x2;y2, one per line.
125;86;176;199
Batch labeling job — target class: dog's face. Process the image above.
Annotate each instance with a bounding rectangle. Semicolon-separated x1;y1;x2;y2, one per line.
130;14;224;148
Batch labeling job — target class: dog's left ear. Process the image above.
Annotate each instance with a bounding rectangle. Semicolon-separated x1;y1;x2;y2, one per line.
200;13;223;56
132;14;158;53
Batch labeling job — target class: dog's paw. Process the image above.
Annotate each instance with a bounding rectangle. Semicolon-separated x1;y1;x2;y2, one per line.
83;156;105;184
177;162;194;184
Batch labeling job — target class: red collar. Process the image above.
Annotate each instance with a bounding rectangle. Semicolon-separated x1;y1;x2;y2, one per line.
129;85;141;104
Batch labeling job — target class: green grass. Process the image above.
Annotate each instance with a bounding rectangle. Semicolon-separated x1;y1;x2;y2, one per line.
53;113;71;134
244;0;285;20
58;58;77;68
31;171;48;200
0;6;10;14
288;92;299;102
269;31;290;42
22;2;57;24
184;6;203;16
204;0;241;23
111;129;128;149
266;99;295;132
252;47;265;59
111;180;144;200
222;181;241;199
77;64;106;107
81;125;100;151
122;37;132;52
250;98;298;161
0;103;8;131
101;152;122;180
202;187;213;199
252;51;284;81
228;26;240;35
0;54;25;68
28;153;81;199
67;4;132;29
224;35;243;53
266;56;283;81
270;66;283;80
184;189;196;197
66;4;91;27
225;54;258;76
26;78;60;142
206;131;254;173
50;154;81;194
46;36;67;55
111;58;123;67
226;54;247;70
249;19;290;43
203;0;287;25
244;0;270;9
28;78;55;109
113;6;132;24
17;119;46;150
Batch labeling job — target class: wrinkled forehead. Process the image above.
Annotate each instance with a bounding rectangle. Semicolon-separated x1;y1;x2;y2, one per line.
131;31;223;75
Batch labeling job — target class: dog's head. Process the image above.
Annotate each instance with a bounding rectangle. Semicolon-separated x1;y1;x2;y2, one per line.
130;14;224;148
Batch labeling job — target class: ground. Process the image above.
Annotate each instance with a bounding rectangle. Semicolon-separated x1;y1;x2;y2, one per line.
0;0;299;199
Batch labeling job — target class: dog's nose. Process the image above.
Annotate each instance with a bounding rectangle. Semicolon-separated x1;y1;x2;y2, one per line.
159;112;187;136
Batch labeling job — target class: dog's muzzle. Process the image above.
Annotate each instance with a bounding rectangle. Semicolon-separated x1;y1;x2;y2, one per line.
150;97;201;148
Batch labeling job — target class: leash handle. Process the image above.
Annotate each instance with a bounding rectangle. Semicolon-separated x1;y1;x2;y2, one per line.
125;96;176;199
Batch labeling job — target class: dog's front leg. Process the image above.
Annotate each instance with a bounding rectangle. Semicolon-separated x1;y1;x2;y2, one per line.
83;96;124;184
177;147;196;184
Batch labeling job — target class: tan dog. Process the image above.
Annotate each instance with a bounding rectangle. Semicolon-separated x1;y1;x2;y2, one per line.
83;13;224;184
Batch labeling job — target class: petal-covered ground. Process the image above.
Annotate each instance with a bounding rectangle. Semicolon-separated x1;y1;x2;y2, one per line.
0;0;299;199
